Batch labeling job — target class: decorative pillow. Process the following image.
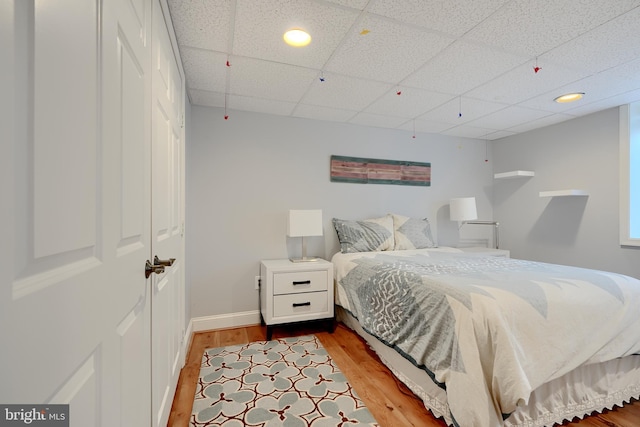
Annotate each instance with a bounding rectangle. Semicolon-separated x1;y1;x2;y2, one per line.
392;214;437;250
332;215;395;253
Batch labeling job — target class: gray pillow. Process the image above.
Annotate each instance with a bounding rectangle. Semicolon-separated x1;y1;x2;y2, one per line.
333;215;395;253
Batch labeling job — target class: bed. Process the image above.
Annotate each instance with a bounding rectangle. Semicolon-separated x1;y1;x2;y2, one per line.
330;214;640;427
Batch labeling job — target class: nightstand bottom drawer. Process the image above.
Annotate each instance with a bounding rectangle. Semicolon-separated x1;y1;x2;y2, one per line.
273;292;328;318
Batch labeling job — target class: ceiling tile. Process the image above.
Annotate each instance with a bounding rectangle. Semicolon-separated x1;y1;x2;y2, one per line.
465;0;640;57
402;40;527;95
419;97;508;125
540;7;640;75
398;118;454;134
229;56;317;102
232;0;359;69
369;0;510;36
466;105;552;130
324;13;454;82
484;130;518;140
364;87;453;118
189;89;225;107
292;103;357;122
167;0;232;51
505;113;576;133
562;89;640;116
348;112;409;128
181;48;228;92
228;94;297;116
442;124;499;139
301;72;392;111
520;69;640;112
610;57;640;81
466;62;588;104
322;0;370;10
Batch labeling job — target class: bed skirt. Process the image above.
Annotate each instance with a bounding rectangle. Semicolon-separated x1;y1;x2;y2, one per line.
336;306;640;427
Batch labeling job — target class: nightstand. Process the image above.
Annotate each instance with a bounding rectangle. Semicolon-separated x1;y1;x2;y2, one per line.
260;259;334;340
457;247;511;258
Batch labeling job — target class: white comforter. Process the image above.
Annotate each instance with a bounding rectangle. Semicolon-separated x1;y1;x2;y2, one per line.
332;249;640;426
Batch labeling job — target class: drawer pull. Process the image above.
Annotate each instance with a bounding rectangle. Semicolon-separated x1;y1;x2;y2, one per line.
292;280;311;285
292;302;311;307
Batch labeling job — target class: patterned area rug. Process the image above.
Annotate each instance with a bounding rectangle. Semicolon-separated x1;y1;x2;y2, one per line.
190;335;380;426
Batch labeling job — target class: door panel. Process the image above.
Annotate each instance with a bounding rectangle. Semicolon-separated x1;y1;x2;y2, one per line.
33;0;98;259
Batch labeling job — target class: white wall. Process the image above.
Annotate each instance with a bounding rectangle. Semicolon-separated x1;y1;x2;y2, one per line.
186;106;495;318
493;107;640;278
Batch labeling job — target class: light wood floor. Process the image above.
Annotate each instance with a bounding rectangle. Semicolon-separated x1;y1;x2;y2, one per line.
168;323;640;427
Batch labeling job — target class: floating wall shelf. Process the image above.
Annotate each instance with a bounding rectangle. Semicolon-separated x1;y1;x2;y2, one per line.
539;190;589;197
494;170;535;179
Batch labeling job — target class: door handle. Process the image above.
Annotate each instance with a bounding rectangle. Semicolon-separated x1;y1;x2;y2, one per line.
145;260;165;278
154;255;176;267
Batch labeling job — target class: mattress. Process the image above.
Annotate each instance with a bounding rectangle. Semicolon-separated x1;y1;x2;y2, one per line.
332;248;640;426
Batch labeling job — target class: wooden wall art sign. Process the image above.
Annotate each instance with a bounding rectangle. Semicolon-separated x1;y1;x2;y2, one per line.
330;155;431;186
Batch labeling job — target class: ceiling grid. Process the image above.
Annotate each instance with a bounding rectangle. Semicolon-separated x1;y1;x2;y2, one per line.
168;0;640;139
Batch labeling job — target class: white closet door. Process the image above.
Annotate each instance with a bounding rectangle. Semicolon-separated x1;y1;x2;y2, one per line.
1;0;153;425
150;2;186;426
102;0;154;425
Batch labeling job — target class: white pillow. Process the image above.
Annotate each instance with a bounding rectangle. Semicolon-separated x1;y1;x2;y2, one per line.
392;214;437;250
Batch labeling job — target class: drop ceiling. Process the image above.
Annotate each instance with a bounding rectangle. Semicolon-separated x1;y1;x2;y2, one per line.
167;0;640;140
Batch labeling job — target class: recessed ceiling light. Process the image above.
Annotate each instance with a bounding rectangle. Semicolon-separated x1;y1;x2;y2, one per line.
283;29;311;47
554;92;585;103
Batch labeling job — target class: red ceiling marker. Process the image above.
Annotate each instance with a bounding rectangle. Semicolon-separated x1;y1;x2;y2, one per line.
533;58;541;73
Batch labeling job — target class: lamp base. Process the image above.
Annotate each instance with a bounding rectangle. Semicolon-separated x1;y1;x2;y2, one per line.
289;257;320;263
290;236;321;262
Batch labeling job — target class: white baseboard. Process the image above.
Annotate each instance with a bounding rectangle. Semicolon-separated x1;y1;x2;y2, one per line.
190;310;261;333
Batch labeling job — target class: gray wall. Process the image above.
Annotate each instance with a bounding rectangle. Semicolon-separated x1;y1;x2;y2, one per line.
493;107;640;278
186;106;495;319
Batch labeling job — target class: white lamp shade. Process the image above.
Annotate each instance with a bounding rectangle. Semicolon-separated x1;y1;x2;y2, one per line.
287;210;323;237
450;197;478;221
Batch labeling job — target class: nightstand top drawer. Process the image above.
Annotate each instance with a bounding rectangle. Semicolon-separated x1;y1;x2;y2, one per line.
273;270;328;295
